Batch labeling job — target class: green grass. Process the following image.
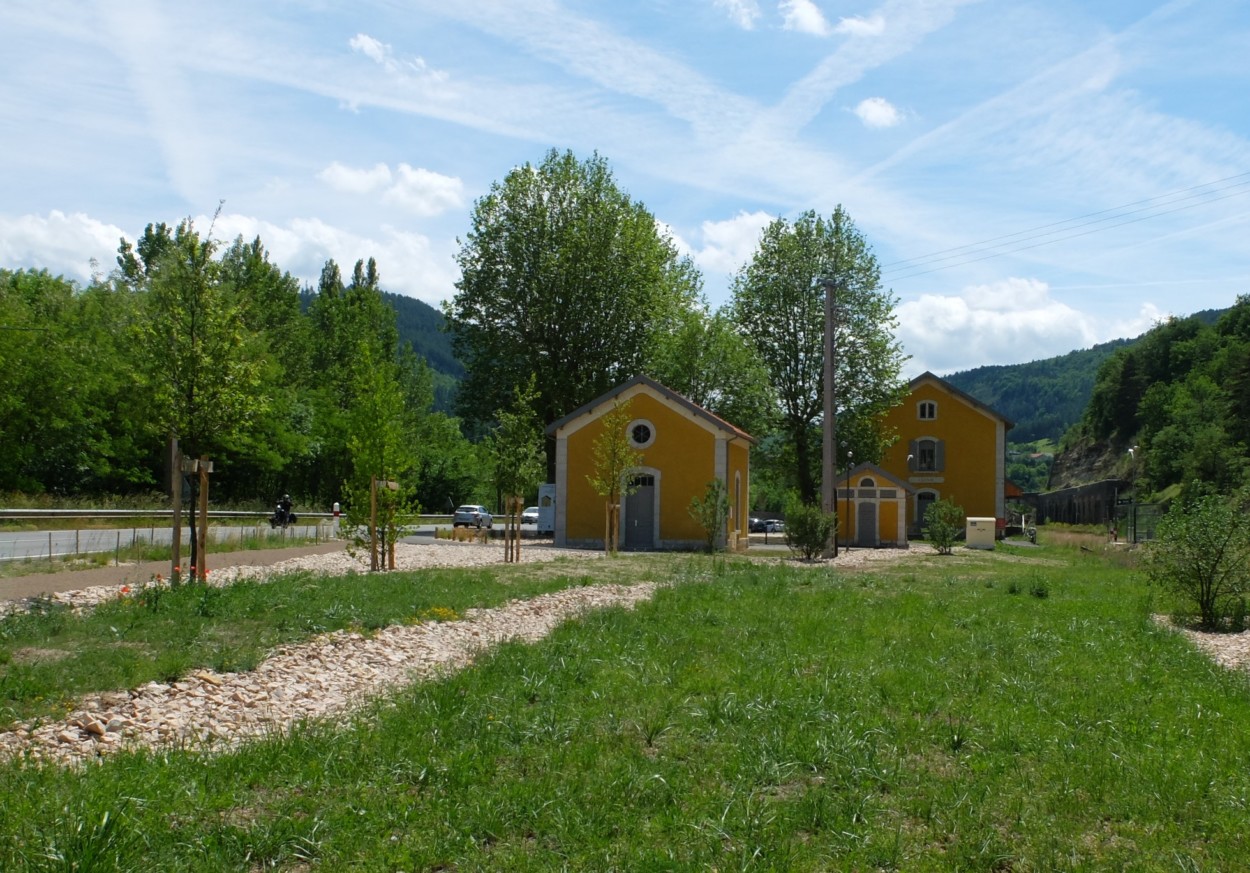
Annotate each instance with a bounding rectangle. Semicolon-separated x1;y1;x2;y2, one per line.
3;546;1250;870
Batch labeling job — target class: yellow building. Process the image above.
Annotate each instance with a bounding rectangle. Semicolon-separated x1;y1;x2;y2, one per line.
869;371;1013;539
547;376;754;550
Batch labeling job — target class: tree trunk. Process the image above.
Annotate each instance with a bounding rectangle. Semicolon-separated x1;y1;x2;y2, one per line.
794;422;816;504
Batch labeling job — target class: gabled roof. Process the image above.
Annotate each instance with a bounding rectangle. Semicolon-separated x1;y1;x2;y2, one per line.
910;371;1015;430
843;461;913;493
546;375;755;443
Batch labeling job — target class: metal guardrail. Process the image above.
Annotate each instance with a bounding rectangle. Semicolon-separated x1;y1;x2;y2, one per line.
0;509;455;523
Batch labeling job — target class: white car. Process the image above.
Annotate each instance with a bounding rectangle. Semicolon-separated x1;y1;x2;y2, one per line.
453;504;493;529
521;506;539;524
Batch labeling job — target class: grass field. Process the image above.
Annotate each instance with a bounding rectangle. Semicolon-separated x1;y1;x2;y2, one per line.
2;542;1248;870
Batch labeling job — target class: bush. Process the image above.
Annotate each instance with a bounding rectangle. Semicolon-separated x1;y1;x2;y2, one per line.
1144;487;1250;630
924;497;965;555
783;495;835;561
688;479;730;553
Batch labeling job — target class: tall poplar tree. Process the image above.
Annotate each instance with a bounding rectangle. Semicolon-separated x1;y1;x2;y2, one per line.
731;207;907;503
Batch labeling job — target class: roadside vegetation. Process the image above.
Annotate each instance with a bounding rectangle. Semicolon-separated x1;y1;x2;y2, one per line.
4;543;1250;869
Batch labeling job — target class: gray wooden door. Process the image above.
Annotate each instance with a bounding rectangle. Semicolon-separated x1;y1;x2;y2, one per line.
624;474;656;550
857;502;877;547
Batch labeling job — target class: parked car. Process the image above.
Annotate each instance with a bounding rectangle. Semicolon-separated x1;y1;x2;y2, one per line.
521;506;539;524
453;504;493;529
764;519;786;533
748;517;766;533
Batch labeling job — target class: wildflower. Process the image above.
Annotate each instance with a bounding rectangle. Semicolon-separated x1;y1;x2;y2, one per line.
120;586;130;594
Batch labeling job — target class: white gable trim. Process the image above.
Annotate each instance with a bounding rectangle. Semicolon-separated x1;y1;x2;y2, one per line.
554;382;737;441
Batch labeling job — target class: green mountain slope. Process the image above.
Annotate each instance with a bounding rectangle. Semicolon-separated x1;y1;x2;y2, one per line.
942;339;1135;444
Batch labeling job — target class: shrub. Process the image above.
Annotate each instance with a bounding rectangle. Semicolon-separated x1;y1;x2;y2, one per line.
1144;487;1250;630
783;494;835;561
688;479;730;552
924;497;965;555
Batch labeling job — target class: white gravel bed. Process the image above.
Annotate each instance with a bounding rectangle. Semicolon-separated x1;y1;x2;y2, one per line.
1;581;653;767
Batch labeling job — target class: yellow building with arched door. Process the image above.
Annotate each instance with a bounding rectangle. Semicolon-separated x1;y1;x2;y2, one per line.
872;371;1013;539
547;376;754;551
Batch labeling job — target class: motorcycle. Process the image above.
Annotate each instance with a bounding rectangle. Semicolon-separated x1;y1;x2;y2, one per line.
269;503;298;529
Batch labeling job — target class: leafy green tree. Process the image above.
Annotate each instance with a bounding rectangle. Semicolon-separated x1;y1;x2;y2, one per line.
134;220;266;458
586;400;642;554
731;207;907;503
649;303;775;438
341;340;417;570
490;375;545;505
924;497;965;555
302;257;408;503
689;478;731;553
490;376;546;561
1146;488;1250;629
447;148;699;477
131;219;268;573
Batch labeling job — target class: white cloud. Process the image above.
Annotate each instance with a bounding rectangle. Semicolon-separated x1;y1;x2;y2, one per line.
714;0;762;30
348;33;389;65
779;0;832;37
691;210;773;275
349;32;448;82
895;279;1105;375
317;162;464;216
318;161;392;194
205;212;459;305
383;164;465;216
833;14;886;37
0;212;126;283
853;96;903;128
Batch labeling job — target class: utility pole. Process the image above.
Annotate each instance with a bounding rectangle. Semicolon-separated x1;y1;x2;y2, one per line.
820;277;838;559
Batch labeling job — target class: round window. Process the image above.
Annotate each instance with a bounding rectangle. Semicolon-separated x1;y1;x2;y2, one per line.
627;419;656;449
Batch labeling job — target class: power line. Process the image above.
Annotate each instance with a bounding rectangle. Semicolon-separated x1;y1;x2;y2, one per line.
879;171;1250;282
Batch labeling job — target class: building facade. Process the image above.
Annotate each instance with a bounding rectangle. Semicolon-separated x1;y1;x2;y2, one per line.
547;376;754;551
874;372;1013;538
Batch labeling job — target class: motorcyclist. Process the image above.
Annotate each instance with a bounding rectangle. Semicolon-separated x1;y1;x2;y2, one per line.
272;494;295;527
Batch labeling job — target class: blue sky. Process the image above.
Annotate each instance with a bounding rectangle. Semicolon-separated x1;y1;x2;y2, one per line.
2;0;1248;376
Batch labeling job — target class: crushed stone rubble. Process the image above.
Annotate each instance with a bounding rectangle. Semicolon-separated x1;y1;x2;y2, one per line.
2;586;654;767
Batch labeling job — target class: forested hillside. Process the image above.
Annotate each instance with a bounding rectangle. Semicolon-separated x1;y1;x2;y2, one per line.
943;339;1134;444
301;289;462;412
1072;298;1250;499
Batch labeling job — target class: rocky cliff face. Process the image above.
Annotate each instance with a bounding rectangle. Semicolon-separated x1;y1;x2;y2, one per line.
1047;438;1127;491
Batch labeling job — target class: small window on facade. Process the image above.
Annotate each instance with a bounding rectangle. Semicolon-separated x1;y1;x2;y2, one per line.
627;419;656;449
918;400;937;420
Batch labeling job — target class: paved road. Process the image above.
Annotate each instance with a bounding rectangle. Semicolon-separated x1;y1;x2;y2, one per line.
0;524;325;563
0;541;348;602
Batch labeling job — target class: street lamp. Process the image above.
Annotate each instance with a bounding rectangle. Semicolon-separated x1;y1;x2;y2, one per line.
1128;445;1139;544
845;448;854;551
